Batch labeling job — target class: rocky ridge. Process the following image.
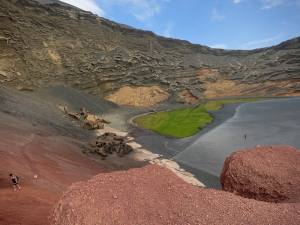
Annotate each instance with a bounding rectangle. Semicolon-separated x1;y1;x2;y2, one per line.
0;0;300;105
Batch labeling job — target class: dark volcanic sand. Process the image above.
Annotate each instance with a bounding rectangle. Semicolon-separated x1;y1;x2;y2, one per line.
175;98;300;180
130;102;248;188
131;101;241;158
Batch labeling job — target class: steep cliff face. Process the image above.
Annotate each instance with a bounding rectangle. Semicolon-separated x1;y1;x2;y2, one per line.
1;0;300;106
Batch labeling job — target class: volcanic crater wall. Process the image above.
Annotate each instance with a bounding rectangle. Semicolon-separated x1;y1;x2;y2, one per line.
1;0;300;105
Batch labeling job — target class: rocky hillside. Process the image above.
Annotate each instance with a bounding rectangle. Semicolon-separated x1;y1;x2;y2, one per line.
1;0;300;106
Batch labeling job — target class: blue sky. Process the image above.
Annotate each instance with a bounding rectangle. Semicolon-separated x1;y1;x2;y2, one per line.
60;0;300;49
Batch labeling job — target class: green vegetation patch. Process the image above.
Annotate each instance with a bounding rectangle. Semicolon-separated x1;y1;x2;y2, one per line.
134;98;262;138
135;105;213;138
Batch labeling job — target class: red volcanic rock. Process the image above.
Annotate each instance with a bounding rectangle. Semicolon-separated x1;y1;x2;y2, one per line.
51;164;300;225
221;145;300;203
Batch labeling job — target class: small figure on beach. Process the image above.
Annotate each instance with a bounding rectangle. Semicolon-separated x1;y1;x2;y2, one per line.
244;134;247;140
9;173;21;191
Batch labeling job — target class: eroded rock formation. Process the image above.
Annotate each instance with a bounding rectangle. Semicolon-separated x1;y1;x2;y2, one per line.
221;145;300;203
0;0;300;106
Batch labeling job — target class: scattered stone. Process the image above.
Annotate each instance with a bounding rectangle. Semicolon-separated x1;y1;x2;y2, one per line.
0;35;9;44
17;86;34;92
178;89;199;104
87;132;133;159
126;142;142;149
0;70;8;77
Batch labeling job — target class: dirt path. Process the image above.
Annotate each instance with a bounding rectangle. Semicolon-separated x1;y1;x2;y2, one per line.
19;134;40;177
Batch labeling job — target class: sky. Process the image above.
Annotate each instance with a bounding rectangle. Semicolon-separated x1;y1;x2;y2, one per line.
59;0;300;50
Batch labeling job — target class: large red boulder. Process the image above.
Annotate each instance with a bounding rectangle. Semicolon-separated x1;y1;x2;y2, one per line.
51;164;300;225
221;145;300;203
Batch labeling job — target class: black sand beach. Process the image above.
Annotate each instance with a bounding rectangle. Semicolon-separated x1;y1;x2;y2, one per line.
131;98;300;188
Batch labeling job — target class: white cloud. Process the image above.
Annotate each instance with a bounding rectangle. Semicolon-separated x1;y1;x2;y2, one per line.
211;8;225;22
261;0;284;9
60;0;105;16
102;0;170;21
239;34;284;49
261;0;300;9
233;0;242;4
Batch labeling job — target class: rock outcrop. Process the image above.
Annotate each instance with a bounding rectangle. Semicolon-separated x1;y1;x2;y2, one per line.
51;164;300;225
59;106;109;130
0;0;300;105
221;145;300;203
86;132;133;159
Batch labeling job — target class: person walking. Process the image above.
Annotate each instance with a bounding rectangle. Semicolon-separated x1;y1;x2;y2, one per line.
9;173;21;191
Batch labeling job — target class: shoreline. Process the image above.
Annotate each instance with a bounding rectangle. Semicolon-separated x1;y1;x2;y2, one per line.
129;102;241;154
125;98;285;188
103;97;291;188
173;97;300;187
127;96;293;141
128;103;239;139
95;126;206;188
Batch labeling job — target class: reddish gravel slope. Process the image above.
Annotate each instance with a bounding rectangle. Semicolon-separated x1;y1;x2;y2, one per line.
51;164;300;225
221;145;300;203
0;115;106;225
